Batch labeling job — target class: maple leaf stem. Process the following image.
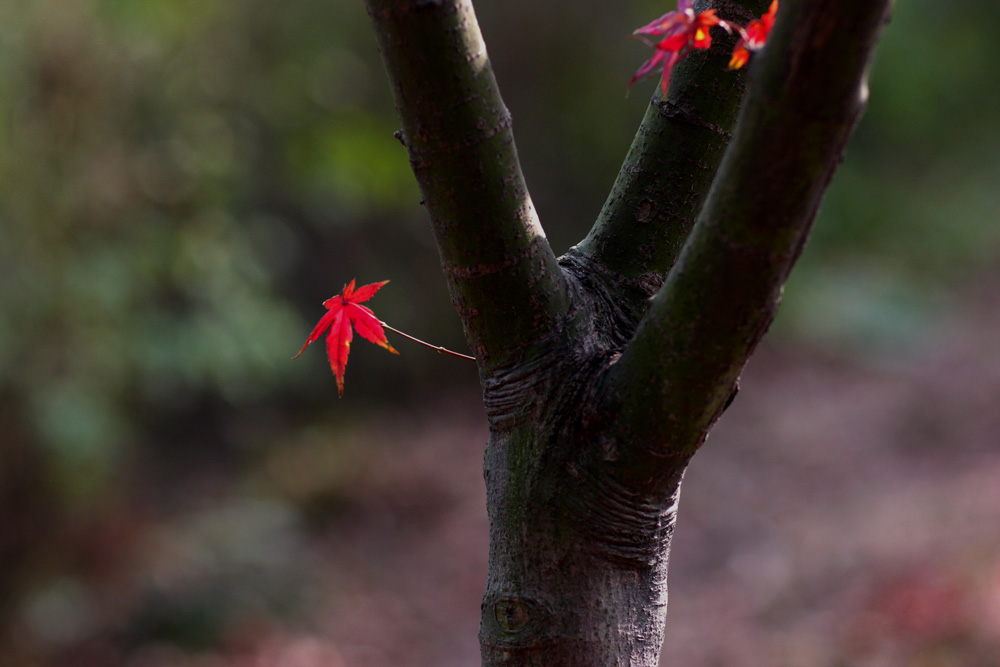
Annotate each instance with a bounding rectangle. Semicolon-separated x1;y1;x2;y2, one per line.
380;322;476;361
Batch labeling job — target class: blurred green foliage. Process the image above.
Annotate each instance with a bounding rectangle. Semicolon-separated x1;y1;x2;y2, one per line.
0;0;441;507
777;0;1000;350
0;0;998;661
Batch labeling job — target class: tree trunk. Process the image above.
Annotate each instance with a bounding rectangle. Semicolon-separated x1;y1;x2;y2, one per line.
363;0;894;664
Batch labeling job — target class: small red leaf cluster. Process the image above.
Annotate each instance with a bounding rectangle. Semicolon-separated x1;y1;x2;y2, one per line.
729;1;778;70
629;0;779;95
293;279;398;397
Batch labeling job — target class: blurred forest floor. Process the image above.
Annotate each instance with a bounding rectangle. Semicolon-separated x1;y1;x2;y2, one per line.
5;272;1000;667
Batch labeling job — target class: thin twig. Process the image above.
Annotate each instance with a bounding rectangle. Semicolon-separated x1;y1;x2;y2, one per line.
380;322;476;361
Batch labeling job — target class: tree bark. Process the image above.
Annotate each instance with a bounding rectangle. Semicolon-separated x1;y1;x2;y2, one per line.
364;0;894;664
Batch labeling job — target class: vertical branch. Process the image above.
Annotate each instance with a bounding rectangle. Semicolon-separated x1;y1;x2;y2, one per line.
366;0;570;371
572;1;770;283
610;0;896;457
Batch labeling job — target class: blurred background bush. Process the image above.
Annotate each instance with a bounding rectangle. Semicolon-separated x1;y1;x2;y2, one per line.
1;0;998;665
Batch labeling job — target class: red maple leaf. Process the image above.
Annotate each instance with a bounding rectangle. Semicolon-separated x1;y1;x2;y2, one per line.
729;1;779;70
629;0;734;96
293;279;398;396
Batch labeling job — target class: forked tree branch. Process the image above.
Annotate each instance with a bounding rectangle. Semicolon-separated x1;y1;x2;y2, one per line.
609;0;896;458
364;3;896;663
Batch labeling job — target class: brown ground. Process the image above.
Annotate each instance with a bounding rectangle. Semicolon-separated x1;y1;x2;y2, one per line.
285;281;1000;666
8;282;1000;666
